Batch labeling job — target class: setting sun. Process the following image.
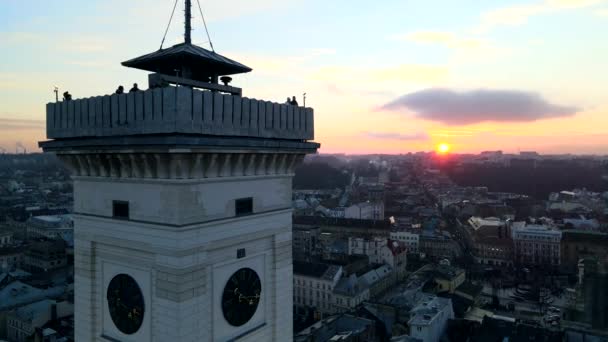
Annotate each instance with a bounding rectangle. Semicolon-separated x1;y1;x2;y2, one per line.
437;143;451;154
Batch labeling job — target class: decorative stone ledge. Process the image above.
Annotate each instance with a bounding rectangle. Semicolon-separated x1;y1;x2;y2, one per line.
58;152;305;179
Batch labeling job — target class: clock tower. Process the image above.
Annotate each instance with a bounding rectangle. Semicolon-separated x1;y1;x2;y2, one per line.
40;2;318;340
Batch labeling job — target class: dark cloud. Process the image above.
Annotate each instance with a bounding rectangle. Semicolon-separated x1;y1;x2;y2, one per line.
363;131;428;141
381;88;579;125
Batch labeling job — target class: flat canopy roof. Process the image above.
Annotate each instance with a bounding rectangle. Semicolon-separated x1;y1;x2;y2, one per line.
122;43;252;79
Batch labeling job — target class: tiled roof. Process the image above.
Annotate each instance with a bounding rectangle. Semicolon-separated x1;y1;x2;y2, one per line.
294;262;329;278
294;262;341;280
334;274;369;296
14;299;54;322
122;43;252;78
0;281;64;311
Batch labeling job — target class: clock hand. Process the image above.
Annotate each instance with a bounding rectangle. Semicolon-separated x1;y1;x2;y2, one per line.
233;287;261;304
240;293;260;300
240;293;261;305
233;288;246;303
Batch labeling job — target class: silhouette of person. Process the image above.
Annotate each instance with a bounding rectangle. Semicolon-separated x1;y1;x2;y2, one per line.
129;83;140;93
63;91;72;101
290;96;298;106
285;97;291;105
116;86;124;94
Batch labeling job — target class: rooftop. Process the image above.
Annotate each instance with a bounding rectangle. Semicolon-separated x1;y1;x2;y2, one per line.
32;215;62;223
0;280;65;311
13;299;55;322
334;274;370;296
293;216;393;229
295;314;374;342
512;223;562;236
293;262;341;280
468;217;504;231
470;316;562;342
29;215;72;229
360;264;393;287
408;296;452;327
122;43;252;81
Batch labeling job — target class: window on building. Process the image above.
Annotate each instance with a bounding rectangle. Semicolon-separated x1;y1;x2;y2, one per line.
235;198;253;216
112;200;130;219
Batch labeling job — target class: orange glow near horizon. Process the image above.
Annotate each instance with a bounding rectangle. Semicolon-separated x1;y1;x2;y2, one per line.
437;143;451;154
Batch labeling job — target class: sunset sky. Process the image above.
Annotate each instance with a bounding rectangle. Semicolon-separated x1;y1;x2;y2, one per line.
1;0;608;154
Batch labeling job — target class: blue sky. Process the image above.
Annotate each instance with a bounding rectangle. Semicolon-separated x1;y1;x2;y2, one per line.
1;0;608;153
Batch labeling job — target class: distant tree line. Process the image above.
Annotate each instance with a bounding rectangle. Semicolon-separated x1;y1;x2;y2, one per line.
445;160;608;199
293;162;350;190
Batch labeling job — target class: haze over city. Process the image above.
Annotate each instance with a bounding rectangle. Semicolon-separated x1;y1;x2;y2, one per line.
3;1;608;342
2;0;608;154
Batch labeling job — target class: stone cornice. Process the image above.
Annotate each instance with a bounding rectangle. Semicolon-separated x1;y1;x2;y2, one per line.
58;151;305;179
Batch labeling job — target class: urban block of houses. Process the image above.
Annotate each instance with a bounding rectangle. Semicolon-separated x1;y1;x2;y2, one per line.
348;237;408;280
5;299;73;342
466;217;514;267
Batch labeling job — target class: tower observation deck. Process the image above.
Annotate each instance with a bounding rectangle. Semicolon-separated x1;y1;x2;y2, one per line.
41;0;318;156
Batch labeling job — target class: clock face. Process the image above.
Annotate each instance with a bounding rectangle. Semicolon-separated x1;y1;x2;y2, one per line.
221;267;262;327
106;274;145;335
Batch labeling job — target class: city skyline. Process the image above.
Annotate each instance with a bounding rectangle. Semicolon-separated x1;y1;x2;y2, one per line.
2;0;608;154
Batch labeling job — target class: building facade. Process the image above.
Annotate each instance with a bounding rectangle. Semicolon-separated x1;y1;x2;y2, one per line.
293;262;343;316
561;230;608;273
293;225;322;262
23;240;67;273
294;314;378;342
419;234;462;261
0;247;23;272
333;274;371;313
6;300;73;342
407;296;454;342
467;217;513;266
344;202;385;220
512;223;562;266
581;258;608;330
390;231;420;253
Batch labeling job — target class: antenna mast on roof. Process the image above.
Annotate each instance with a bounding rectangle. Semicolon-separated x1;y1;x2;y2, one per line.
184;0;192;44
